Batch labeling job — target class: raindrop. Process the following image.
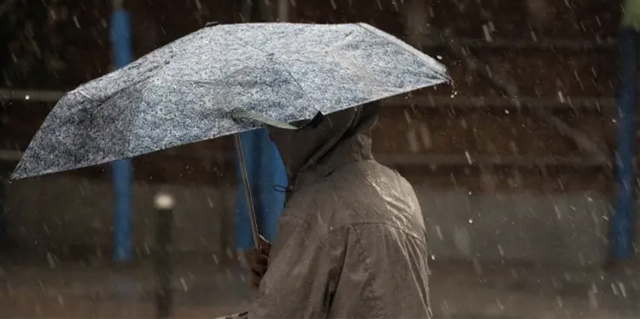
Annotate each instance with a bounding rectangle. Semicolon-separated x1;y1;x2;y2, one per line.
207;196;214;208
407;130;420;153
24;95;30;100
5;283;13;297
611;282;619;296
468;218;474;224
180;278;189;291
573;70;584;89
46;252;56;269
617;281;627;298
72;15;80;28
482;24;493;42
391;0;400;11
403;109;412;123
588;287;599;309
464;151;472;164
440;300;451;317
418;124;432;149
496;298;504;310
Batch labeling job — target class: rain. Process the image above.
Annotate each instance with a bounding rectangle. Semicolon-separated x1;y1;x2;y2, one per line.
0;0;639;318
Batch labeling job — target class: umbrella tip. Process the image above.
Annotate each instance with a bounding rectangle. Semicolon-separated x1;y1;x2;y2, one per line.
9;168;23;181
154;192;175;210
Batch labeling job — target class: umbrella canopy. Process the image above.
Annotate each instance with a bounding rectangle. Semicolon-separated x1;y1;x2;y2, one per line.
12;22;448;179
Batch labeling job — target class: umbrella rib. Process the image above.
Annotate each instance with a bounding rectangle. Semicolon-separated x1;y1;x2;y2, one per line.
279;63;308;102
230;109;298;130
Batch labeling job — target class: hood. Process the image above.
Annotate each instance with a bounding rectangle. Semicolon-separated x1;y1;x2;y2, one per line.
267;102;381;190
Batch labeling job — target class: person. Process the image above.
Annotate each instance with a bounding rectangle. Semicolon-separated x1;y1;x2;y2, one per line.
245;103;432;318
234;129;286;275
611;0;640;260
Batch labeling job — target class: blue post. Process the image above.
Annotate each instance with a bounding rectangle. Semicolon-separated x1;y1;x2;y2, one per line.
110;2;133;263
235;129;286;250
612;28;639;260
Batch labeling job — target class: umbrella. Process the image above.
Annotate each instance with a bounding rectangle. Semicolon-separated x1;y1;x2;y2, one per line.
11;22;448;180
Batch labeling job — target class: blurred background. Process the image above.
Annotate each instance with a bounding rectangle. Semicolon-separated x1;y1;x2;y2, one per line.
0;0;638;318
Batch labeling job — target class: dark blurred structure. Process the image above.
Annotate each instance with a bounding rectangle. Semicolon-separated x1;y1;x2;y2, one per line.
0;0;636;266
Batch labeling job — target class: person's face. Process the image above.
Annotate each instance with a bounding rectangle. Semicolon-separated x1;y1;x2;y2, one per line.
267;123;321;178
266;110;356;180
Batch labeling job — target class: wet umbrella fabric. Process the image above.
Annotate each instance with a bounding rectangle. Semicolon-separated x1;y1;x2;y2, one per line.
11;22;448;179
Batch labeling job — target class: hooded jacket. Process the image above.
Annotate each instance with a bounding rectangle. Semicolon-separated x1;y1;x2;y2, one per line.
250;104;431;319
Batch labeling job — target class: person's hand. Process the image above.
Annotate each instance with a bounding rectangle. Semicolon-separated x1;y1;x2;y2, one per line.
242;236;272;290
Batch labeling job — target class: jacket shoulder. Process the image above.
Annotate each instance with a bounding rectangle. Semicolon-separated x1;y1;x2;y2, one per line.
283;160;424;238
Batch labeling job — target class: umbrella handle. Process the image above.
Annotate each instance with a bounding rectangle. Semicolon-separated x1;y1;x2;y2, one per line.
233;134;261;251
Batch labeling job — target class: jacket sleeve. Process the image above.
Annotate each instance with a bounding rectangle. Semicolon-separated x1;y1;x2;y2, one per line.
250;216;343;319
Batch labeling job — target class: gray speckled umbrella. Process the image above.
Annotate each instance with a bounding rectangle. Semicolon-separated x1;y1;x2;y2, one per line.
11;22;448;179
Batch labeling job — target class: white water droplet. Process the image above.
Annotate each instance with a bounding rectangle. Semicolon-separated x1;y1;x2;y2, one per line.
180;278;189;291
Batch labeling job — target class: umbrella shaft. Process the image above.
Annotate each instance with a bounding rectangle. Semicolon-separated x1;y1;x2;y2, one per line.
233;134;261;250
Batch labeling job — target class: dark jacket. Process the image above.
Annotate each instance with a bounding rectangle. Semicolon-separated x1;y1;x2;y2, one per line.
250;105;431;319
